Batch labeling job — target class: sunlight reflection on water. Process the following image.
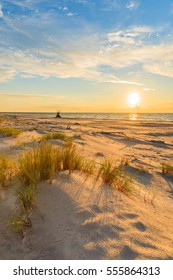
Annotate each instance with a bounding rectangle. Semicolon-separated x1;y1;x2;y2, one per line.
129;113;138;120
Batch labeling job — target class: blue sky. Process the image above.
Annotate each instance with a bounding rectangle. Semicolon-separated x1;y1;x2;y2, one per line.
0;0;173;112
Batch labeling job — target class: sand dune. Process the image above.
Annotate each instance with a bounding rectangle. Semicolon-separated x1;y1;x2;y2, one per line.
0;115;173;259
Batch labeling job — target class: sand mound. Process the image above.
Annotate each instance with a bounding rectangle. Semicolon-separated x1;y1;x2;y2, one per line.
0;117;173;259
0;171;173;260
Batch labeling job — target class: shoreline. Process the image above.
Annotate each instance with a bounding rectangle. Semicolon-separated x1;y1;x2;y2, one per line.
1;112;173;122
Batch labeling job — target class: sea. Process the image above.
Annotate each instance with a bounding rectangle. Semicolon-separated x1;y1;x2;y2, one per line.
1;112;173;122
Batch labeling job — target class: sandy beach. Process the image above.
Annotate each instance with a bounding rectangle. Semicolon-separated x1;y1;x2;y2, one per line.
0;115;173;260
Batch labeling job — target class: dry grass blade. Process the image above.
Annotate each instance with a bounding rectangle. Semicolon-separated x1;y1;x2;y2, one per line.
62;144;84;174
162;163;173;174
0;127;22;137
98;159;132;194
0;154;16;188
42;131;72;142
9;214;32;238
18;148;40;187
17;184;35;212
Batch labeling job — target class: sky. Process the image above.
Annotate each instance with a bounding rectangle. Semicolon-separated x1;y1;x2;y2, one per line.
0;0;173;113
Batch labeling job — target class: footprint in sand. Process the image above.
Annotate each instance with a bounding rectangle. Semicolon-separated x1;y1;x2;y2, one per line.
91;205;103;214
119;245;139;260
80;221;119;240
76;209;93;220
133;221;147;232
124;213;139;219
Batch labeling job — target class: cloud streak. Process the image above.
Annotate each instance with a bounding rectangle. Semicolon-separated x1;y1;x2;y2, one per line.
0;4;3;17
0;1;173;88
0;24;173;85
126;0;140;10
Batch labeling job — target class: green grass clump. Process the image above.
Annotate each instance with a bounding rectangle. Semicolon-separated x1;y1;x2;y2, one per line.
18;148;40;187
4;142;133;238
9;214;32;238
61;143;95;176
18;142;60;186
16;142;61;232
98;159;132;194
42;131;72;142
17;142;60;216
61;144;84;174
0;127;22;137
79;159;96;176
38;142;59;182
17;184;35;213
0;154;16;188
162;164;173;174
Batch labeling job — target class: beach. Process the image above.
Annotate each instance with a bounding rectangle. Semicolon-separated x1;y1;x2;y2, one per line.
0;115;173;260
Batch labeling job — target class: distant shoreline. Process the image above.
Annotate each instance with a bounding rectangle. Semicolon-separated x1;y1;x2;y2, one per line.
1;112;173;122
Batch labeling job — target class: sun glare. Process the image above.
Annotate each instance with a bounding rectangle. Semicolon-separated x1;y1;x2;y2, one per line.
128;92;140;108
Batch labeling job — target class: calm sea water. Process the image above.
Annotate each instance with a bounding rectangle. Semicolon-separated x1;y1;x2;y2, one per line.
1;112;173;122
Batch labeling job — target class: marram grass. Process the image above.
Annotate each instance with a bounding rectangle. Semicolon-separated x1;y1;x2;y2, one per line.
42;131;72;142
61;143;95;176
9;214;32;238
18;142;61;186
2;142;133;236
98;159;132;194
162;163;173;174
0;154;16;189
0;127;22;137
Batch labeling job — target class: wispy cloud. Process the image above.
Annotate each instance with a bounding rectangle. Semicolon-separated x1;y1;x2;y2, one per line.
0;67;16;82
143;88;156;92
0;1;172;88
108;26;154;46
126;0;140;10
0;4;4;17
0;93;66;100
0;23;173;85
67;12;74;17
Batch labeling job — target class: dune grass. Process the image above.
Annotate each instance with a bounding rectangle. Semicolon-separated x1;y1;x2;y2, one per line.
18;148;40;187
0;127;22;137
17;142;66;217
16;142;61;225
0;154;16;189
36;142;58;182
18;142;61;187
17;184;35;213
0;116;11;124
9;214;32;237
42;131;72;142
162;163;173;174
61;143;95;175
61;144;83;174
3;142;133;235
98;159;132;194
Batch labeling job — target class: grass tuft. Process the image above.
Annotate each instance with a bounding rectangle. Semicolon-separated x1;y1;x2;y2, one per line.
17;184;35;213
4;142;133;236
9;214;32;238
18;142;61;186
0;154;16;188
18;148;40;187
98;159;132;194
162;164;173;174
61;143;95;176
42;131;72;142
0;127;22;137
61;144;83;174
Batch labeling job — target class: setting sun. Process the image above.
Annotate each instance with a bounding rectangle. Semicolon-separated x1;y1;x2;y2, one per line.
128;92;140;108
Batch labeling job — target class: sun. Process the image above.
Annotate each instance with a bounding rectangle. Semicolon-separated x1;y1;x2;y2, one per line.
128;92;140;108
